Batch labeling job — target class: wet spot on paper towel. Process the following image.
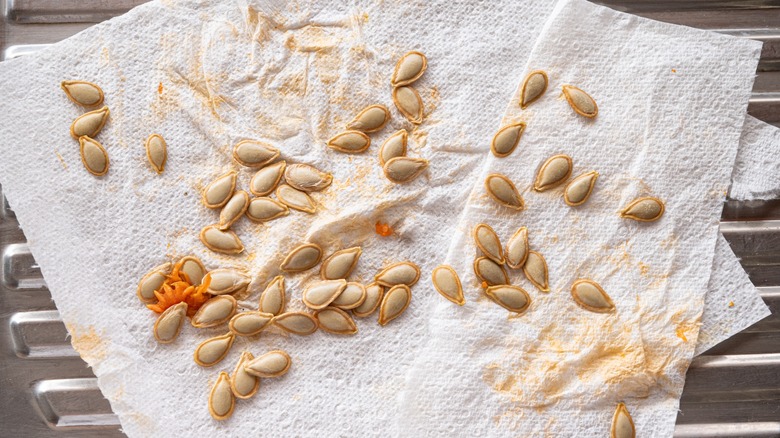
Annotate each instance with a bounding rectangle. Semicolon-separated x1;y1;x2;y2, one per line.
65;323;107;363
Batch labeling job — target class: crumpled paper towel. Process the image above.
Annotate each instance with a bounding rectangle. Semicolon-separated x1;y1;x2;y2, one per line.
398;0;761;436
730;115;780;200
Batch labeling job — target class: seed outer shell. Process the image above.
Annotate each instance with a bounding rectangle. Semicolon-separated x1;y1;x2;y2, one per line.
620;197;665;222
276;184;316;213
208;371;235;421
200;225;244;254
523;250;549;292
229;311;274;337
564;171;599;206
218;190;249;230
249;161;286;196
485;285;531;314
202;171;237;209
378;284;412;326
179;256;205;285
70;106;110;139
534;154;573;191
320;247;362;280
232;140;280;168
205;268;250;295
302;279;347;310
272;312;318;335
383;157;429;184
611;403;636;438
571;279;616;313
284;164;333;192
346;104;391;133
484;174;524;210
391;51;427;87
153;302;187;343
137;262;172;303
473;256;509;286
352;283;384;318
258;276;285;316
230;351;260;399
374;261;421;287
562;85;598;118
315;307;358;335
61;80;104;106
331;282;367;310
193;333;235;367
327;130;371;153
520;70;548;109
79;136;109;176
431;265;465;306
244;350;292;378
505;227;529;269
490;122;526;158
191;295;238;328
392;86;423;124
473;223;505;264
246;197;290;222
281;243;323;273
145;134;167;174
378;129;408;166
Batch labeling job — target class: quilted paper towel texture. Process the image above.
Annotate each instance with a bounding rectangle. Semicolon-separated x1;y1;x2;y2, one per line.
730;115;780;200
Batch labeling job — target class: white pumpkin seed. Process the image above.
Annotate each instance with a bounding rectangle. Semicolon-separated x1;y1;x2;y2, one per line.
70;106;109;138
473;223;504;264
473;257;509;286
230;351;260;399
378;284;411;326
276;184;316;213
258;276;285;316
200;225;244;254
375;261;421;287
485;285;531;314
484;174;524;210
520;70;548;109
431;265;464;306
272;312;318;335
564;171;598;206
191;295;237;328
490;122;526;158
327;130;371;153
229;311;274;337
208;372;235;421
320;247;362;280
391;51;427;87
523;250;549;292
232;140;280;167
571;279;615;313
316;307;358;335
347;104;391;133
193;333;235;367
179;256;205;285
284;164;333;192
281;243;323;272
302;279;347;310
61;80;104;106
383;157;429;184
331;282;366;310
392;86;423;124
249;160;286;196
78;136;109;176
379;129;408;166
352;283;384;318
205;268;251;295
137;262;171;303
153;302;187;343
505;227;529;269
611;403;636;438
218;190;249;230
246;197;289;222
620;197;665;222
244;350;291;378
144;134;167;174
534;154;573;191
202;171;237;209
562;85;598;118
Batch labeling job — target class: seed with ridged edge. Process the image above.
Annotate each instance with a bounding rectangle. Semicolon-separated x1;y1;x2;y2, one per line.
249;161;285;196
205;269;250;295
284;164;332;192
79;136;109;176
523;251;549;292
485;174;524;210
383;157;429;183
375;261;421;287
392;86;423;124
137;262;171;303
153;302;187;343
281;243;323;272
431;265;464;306
473;223;504;264
378;284;411;326
520;70;548;109
244;350;291;378
331;282;366;310
276;184;316;213
379;129;408;165
258;276;285;316
208;372;235;421
391;51;427;87
232;140;279;167
272;312;318;335
620;197;665;222
347;104;391;133
145;134;167;173
302;279;347;310
564;171;598;206
230;351;259;399
353;283;384;318
473;257;508;286
200;225;244;254
179;256;205;285
327;130;370;153
246;197;289;222
611;403;636;438
534;154;573;191
316;307;358;334
193;333;235;367
191;295;237;328
202;171;237;209
320;247;362;280
571;279;615;313
491;122;526;158
486;285;530;314
218;190;249;230
562;85;598;118
229;311;274;337
61;80;104;106
505;227;529;269
70;106;109;139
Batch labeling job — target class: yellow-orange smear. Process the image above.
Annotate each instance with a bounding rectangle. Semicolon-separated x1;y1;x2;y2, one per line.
481;281;488;289
157;82;164;94
146;261;212;317
729;301;735;308
675;326;688;342
672;69;677;73
375;221;393;237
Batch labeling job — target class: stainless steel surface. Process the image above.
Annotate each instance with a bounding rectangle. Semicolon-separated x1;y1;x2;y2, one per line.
1;0;779;436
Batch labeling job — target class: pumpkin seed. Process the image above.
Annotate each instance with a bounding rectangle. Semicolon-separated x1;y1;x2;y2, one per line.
375;261;421;287
244;350;292;378
327;130;371;153
431;265;464;306
284;164;333;192
202;171;237;209
249;160;286;196
473;223;504;264
320;247;362;280
208;372;235;420
276;184;316;213
78;136;109;176
473;257;509;286
520;70;548;109
179;256;205;285
281;243;323;272
144;134;167;174
70;106;109;138
230;351;260;399
137;262;171;303
246;197;289;222
523;250;549;292
484;174;524;210
272;312;318;335
191;295;237;328
332;282;366;310
611;403;636;438
571;279;615;313
392;86;423;124
200;225;244;254
383;157;429;183
229;311;274;337
564;171;598;206
258;276;285;316
316;307;358;334
218;190;249;230
232;140;280;167
490;122;526;158
562;85;598;118
620;197;665;222
534;154;573;191
379;129;408;165
378;284;412;326
485;285;530;314
193;333;235;367
347;104;391;133
352;283;384;318
153;302;187;343
505;227;529;269
391;51;427;87
205;268;250;295
61;80;104;106
302;279;347;310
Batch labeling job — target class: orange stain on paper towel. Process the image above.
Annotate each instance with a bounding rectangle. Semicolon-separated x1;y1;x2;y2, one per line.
65;324;107;363
375;222;393;237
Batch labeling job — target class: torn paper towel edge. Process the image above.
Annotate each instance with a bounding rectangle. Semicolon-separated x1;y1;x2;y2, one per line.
729;115;780;200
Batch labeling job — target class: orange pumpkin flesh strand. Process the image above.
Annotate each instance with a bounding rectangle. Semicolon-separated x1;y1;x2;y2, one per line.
145;260;213;317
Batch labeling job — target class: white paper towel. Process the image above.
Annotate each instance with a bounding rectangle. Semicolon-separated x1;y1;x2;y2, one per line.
730;115;780;200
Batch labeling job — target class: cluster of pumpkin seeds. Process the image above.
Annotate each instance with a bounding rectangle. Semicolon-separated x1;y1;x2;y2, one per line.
62;80;111;176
